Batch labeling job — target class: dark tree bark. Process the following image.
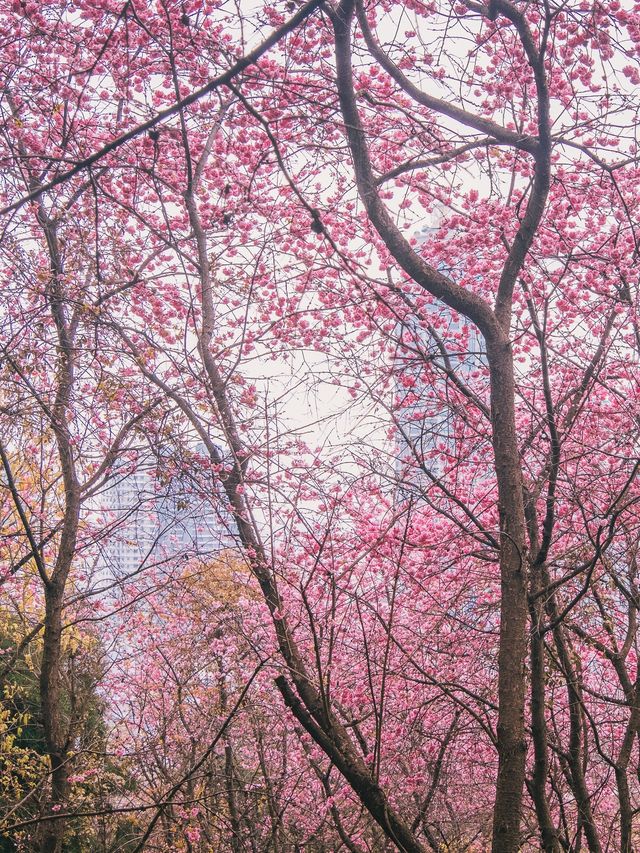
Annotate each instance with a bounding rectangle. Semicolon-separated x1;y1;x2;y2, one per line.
37;209;81;853
331;1;551;849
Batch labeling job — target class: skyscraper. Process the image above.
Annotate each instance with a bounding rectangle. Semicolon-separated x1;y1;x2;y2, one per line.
394;227;486;491
102;443;234;576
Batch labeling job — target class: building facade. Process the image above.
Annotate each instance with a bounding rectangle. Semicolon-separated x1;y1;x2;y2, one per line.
102;444;234;576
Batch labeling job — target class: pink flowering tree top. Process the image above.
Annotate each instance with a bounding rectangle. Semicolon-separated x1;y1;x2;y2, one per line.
1;1;640;852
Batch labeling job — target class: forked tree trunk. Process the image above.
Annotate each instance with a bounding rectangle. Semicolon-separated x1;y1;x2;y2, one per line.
330;0;553;846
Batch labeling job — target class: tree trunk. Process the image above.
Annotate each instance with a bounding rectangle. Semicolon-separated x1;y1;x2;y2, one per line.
485;341;528;853
39;588;68;853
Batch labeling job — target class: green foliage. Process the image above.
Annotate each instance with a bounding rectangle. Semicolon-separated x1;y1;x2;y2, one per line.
0;624;48;851
0;618;134;852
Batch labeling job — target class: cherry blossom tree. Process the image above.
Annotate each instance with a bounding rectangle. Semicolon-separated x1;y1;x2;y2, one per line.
2;1;640;852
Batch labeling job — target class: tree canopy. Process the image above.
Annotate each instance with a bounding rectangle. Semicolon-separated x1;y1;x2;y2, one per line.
1;1;640;851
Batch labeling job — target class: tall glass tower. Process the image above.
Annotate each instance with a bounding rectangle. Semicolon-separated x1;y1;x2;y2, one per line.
394;226;486;491
102;443;234;576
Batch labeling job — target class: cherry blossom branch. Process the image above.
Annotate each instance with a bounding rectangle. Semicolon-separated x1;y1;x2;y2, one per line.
333;1;497;340
355;0;539;156
0;440;50;586
130;658;267;853
0;0;327;215
376;139;500;185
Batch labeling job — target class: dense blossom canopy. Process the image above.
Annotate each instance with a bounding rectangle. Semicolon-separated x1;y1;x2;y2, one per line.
1;0;640;851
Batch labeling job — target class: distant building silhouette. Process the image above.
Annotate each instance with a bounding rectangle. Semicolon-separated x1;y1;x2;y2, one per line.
394;227;486;490
103;443;234;575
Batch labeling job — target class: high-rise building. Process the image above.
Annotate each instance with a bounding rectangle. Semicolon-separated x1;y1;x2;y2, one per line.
102;444;234;576
103;467;159;575
394;227;486;490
